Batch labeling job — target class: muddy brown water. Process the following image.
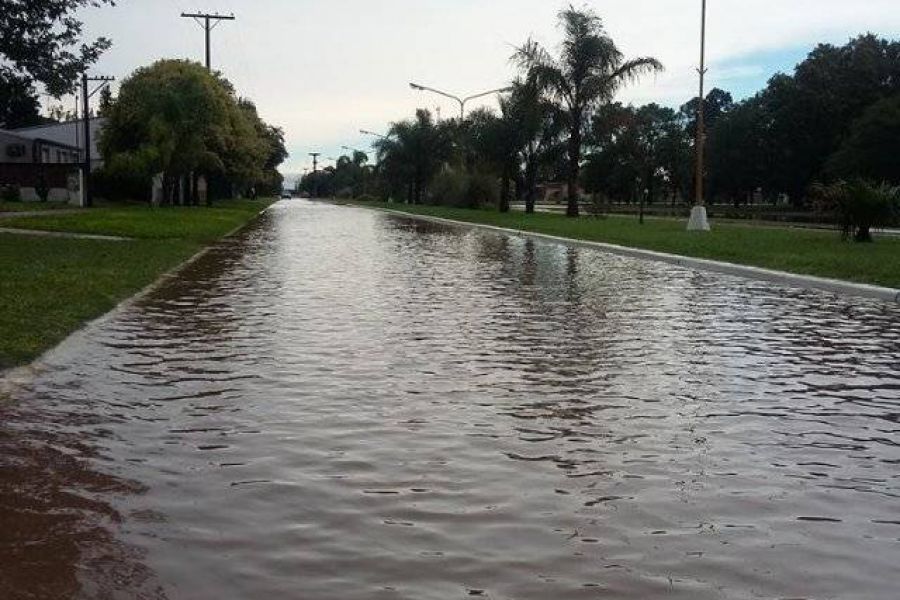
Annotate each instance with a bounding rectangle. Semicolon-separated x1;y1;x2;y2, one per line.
1;201;899;599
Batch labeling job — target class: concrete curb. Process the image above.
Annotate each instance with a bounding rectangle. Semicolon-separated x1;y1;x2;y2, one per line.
0;202;278;391
0;227;132;241
368;206;900;305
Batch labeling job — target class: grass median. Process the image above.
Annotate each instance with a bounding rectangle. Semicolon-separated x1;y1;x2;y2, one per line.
347;201;900;289
0;199;273;370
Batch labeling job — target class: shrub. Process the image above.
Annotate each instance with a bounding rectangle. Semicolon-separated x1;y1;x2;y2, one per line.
430;170;499;209
355;194;379;202
430;170;469;207
95;157;152;203
811;179;899;242
1;184;22;203
466;173;498;209
35;174;50;202
585;192;609;219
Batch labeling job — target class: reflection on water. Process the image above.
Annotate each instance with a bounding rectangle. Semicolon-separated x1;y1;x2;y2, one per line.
2;200;899;599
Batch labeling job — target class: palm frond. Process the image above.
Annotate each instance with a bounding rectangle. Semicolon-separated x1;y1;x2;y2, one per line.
609;57;665;86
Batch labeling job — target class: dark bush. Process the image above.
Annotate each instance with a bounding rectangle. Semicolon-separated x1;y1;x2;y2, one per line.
811;179;899;242
1;184;22;203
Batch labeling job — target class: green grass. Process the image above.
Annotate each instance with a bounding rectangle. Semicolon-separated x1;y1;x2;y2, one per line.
0;199;273;369
0;201;78;213
348;201;900;289
0;199;272;242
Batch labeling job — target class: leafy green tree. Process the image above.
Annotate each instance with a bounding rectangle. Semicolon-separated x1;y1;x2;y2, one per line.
466;107;520;212
584;103;688;214
583;103;641;203
235;99;288;195
706;96;771;204
811;179;899;242
679;88;733;139
763;35;900;203
98;85;114;116
101;59;274;205
0;0;114;126
0;71;43;128
375;109;453;204
827;95;900;184
505;80;564;214
513;5;663;217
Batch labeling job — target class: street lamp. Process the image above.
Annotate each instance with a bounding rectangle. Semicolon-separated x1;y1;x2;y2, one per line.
359;129;388;140
409;82;513;120
687;0;711;231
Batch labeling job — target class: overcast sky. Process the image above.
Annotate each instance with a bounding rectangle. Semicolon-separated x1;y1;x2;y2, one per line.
71;0;900;176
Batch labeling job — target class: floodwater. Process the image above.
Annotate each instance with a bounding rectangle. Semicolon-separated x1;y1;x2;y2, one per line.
2;200;899;600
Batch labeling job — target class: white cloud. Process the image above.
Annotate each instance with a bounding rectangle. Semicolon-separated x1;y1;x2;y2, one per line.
76;0;900;172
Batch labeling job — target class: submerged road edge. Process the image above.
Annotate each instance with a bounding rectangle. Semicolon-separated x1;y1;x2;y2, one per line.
0;203;277;392
361;204;900;305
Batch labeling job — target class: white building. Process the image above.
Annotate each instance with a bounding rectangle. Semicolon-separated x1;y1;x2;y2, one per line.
0;129;82;203
13;117;107;171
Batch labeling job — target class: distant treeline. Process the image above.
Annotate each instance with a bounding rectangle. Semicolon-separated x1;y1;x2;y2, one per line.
300;11;898;218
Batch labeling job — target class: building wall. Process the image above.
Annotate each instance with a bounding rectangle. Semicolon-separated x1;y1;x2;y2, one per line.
13;118;106;170
1;131;83;205
0;131;34;164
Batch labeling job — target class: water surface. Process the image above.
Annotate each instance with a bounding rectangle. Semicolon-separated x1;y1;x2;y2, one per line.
2;201;899;599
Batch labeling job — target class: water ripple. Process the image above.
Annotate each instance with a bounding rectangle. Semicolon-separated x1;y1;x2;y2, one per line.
1;200;898;599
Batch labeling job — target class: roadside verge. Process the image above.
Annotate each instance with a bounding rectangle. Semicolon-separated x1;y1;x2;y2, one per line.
0;199;276;374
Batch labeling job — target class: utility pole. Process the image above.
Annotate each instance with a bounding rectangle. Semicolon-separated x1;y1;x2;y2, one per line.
81;74;115;208
180;12;235;70
309;153;320;198
687;0;711;231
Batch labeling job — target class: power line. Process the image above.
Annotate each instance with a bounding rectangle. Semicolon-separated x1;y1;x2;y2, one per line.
180;11;236;71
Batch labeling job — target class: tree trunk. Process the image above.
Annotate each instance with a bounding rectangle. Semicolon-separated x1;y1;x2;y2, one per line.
566;110;582;218
162;173;172;206
855;225;873;243
639;184;645;225
525;156;537;215
413;178;422;205
500;168;511;213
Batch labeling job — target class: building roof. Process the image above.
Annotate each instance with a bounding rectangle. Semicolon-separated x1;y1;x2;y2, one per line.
12;116;106;132
0;129;82;152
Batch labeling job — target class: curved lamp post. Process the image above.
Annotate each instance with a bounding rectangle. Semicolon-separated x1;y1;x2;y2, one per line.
409;83;513;120
359;129;388;141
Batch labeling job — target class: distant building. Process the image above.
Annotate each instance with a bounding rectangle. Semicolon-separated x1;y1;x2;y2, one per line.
13;117;107;171
0;129;83;203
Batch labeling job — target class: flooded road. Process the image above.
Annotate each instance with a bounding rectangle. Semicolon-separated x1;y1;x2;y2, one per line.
2;200;899;599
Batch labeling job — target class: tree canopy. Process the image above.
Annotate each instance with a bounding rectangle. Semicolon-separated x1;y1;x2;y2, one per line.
101;59;287;204
0;0;115;127
513;5;663;216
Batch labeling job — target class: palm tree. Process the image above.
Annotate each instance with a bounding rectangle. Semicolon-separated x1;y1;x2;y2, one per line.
506;79;565;214
514;6;663;217
376;109;453;204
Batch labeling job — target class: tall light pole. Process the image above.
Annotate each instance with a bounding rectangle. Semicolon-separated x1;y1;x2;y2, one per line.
687;0;711;231
408;83;513;120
